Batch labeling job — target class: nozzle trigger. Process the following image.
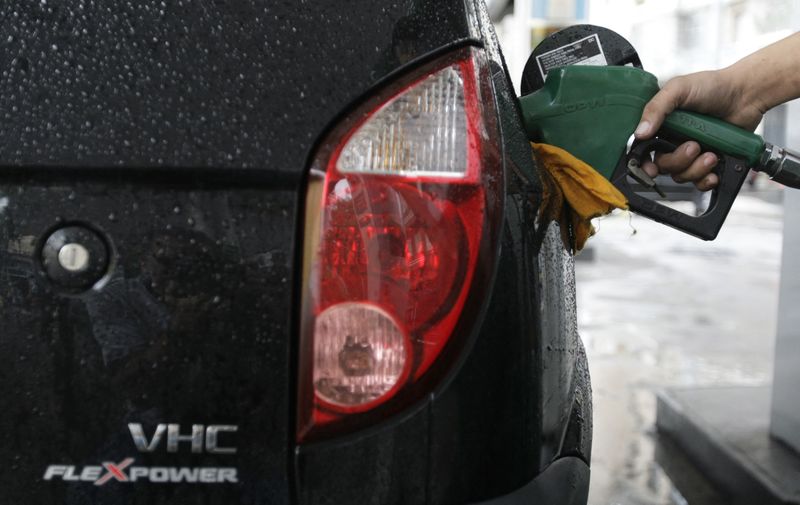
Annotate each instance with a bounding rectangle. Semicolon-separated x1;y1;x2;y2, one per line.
626;158;667;198
611;137;751;240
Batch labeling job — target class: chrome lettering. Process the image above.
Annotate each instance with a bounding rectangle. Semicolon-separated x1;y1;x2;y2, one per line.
205;425;238;454
128;423;167;453
167;424;204;453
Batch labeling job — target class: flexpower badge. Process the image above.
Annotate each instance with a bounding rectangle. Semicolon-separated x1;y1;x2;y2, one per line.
43;423;239;486
43;460;238;485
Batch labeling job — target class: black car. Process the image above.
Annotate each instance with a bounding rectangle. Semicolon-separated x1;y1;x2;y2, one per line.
0;1;591;504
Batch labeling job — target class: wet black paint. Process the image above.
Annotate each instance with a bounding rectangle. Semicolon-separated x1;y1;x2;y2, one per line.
0;0;591;503
0;0;472;173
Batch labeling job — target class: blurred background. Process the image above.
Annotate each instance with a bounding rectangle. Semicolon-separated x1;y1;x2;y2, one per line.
487;1;800;504
489;0;796;93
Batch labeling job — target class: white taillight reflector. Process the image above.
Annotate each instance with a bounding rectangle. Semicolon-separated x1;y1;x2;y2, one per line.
313;303;410;410
336;66;468;178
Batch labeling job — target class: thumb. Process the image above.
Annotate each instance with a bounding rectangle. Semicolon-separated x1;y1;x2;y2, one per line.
635;78;687;139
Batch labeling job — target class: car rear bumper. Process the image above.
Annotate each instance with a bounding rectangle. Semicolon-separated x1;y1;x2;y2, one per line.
470;457;590;505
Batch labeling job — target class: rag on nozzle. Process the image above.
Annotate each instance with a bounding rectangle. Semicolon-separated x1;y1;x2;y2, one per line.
533;142;629;252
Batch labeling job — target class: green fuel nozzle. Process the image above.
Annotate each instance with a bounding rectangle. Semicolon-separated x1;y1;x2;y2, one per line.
518;64;800;240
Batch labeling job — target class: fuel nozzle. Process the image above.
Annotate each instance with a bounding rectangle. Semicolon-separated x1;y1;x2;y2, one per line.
758;143;800;189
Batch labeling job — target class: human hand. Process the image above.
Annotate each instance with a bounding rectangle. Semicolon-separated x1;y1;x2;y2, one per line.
634;69;765;191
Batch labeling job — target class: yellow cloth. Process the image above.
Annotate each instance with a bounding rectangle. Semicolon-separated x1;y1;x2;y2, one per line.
533;143;629;252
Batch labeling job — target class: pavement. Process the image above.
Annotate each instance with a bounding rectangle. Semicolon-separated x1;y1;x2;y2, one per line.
575;182;785;505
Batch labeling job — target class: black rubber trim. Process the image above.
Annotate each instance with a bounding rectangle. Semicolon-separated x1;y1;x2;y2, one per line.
469;457;590;505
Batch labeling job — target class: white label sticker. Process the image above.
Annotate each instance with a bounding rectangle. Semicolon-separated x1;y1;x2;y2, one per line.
535;34;608;81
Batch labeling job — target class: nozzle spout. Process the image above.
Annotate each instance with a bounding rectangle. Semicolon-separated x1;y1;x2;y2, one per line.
758;143;800;189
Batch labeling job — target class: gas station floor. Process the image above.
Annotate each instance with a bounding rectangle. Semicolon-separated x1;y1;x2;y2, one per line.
576;182;784;505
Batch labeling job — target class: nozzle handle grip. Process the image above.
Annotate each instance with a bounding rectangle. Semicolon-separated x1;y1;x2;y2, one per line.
611;138;750;240
662;110;765;167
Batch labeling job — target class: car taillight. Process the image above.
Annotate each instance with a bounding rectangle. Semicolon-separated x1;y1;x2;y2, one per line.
298;47;502;441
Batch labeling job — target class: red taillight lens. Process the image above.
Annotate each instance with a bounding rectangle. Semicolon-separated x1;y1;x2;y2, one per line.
298;47;501;441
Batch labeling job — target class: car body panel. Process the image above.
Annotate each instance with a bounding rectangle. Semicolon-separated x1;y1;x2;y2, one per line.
472;457;589;505
0;176;296;504
0;1;477;174
0;0;590;503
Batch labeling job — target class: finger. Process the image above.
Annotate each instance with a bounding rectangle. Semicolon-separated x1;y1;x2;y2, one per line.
635;78;689;139
653;141;701;174
671;152;718;184
642;160;659;178
695;172;719;191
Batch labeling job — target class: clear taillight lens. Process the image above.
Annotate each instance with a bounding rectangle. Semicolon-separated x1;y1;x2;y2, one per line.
298;47;502;441
337;66;469;178
313;303;410;409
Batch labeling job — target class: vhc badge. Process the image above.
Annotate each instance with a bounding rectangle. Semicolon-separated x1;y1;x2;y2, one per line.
128;423;238;454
